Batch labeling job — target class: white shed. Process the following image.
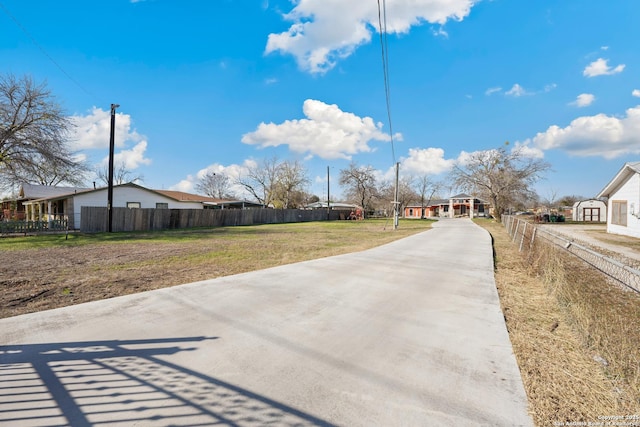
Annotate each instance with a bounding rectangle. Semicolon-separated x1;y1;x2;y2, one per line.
571;199;607;222
597;161;640;238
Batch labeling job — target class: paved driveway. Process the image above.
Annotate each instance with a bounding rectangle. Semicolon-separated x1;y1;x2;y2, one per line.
0;218;532;426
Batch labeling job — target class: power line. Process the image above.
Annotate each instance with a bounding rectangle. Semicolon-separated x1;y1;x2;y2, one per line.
377;0;395;164
0;1;100;103
376;0;400;229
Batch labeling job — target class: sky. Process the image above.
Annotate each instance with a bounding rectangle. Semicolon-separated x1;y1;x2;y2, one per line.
2;0;640;203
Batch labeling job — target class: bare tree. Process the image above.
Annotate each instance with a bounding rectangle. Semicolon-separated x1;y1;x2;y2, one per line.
196;171;234;199
377;176;417;217
0;74;86;190
414;175;442;218
339;162;378;216
236;158;311;208
236;157;282;207
272;160;310;208
450;144;550;222
8;153;89;187
96;161;144;186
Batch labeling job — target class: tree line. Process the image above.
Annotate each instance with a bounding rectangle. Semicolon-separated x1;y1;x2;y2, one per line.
2;73;556;222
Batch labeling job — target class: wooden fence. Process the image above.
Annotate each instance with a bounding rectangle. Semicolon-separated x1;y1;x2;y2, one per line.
80;207;344;233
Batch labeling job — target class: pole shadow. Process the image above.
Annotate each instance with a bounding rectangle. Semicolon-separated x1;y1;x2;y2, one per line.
0;337;335;426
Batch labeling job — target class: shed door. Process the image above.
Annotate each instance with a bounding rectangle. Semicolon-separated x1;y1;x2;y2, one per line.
584;207;600;222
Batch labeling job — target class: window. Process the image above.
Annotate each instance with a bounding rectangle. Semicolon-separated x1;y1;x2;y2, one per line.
127;202;141;209
611;201;627;226
156;203;169;209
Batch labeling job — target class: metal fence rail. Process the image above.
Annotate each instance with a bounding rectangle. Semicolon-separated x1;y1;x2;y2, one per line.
0;219;68;235
502;215;640;294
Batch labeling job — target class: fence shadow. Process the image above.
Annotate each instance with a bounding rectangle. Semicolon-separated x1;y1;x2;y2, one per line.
0;337;335;427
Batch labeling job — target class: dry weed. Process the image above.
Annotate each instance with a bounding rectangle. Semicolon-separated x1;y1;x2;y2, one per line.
478;219;640;426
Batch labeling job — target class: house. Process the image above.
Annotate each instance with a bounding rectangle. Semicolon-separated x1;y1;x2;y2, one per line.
572;199;607;222
18;183;263;230
404;194;489;219
597;161;640;237
303;201;359;211
2;183;90;221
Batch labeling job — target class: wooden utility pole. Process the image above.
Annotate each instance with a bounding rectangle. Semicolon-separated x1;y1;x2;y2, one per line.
107;103;119;232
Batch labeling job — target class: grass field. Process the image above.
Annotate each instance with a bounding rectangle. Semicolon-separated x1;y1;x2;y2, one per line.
3;217;639;425
0;219;435;318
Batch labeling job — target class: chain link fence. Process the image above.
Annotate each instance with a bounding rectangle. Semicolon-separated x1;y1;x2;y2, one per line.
502;215;640;294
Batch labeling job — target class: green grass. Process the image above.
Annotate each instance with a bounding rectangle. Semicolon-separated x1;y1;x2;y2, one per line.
0;218;433;251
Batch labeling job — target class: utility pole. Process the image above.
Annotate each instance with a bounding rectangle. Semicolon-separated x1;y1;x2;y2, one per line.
327;166;330;220
107;103;119;232
393;162;400;230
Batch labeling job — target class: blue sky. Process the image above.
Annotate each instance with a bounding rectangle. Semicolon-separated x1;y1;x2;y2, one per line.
2;0;640;202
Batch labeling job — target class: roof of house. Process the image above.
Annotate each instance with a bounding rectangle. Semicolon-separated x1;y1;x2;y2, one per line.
405;195;487;209
18;183;91;200
19;183;263;208
450;193;475;199
303;202;358;209
154;189;223;203
572;199;607;207
597;161;640;198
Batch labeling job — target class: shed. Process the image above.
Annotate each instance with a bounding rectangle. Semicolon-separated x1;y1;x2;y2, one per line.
571;199;607;222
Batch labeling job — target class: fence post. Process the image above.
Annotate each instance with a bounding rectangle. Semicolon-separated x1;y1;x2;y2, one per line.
519;221;527;252
530;226;537;251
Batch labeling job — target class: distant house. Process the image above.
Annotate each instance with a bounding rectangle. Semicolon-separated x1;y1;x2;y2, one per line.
404;194;489;219
17;183;263;230
572;199;607;222
597;161;640;237
1;183;90;221
303;201;358;211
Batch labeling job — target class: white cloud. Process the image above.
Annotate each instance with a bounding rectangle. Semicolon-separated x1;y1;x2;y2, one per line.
110;141;151;170
70;107;144;150
265;0;477;74
632;89;640;98
170;160;257;199
241;99;400;160
505;84;529;97
570;93;595;107
170;178;196;193
512;141;544;159
485;87;502;96
400;147;454;175
583;58;625;77
522;106;640;159
70;107;151;171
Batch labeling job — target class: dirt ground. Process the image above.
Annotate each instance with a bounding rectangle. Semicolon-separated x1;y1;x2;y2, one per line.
4;221;639;320
0;240;236;319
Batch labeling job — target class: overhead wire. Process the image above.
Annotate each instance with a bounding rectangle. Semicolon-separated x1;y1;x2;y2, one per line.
377;0;396;164
377;0;401;229
0;1;101;104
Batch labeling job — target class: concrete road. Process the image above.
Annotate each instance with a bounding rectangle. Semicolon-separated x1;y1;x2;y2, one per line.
0;218;532;427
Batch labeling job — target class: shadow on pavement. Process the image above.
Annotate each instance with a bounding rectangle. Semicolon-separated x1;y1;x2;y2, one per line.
0;337;335;426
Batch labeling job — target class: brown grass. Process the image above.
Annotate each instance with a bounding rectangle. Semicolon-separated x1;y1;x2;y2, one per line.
0;219;433;319
477;219;640;426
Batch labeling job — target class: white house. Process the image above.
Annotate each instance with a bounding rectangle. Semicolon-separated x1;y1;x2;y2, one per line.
597;161;640;238
572;199;607;222
20;183;253;230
